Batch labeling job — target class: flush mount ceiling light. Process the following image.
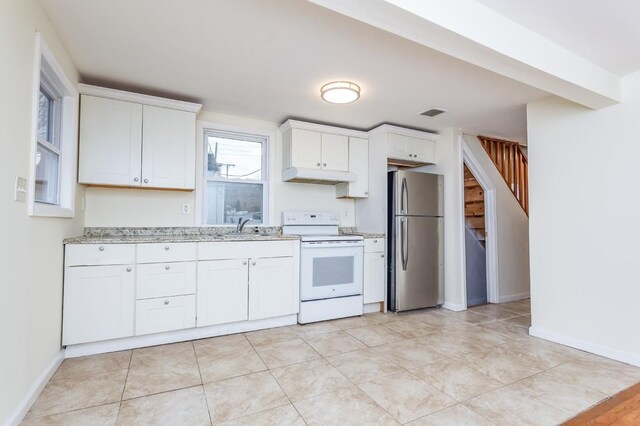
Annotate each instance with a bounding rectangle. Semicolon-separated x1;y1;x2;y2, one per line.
320;81;360;104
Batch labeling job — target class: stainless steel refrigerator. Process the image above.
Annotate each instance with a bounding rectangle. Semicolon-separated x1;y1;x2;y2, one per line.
388;170;444;312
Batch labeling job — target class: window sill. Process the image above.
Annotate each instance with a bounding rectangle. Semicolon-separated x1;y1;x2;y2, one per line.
30;202;74;218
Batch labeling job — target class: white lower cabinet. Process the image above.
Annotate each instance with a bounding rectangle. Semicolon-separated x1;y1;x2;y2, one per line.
363;238;386;304
63;264;135;345
63;240;299;347
136;261;196;299
136;295;196;335
249;257;298;320
197;259;249;327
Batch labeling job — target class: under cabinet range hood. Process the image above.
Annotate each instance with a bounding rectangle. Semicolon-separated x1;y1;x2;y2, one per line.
282;167;356;185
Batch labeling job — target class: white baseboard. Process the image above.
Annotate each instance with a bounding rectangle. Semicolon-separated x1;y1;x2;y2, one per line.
442;302;465;312
65;314;297;358
529;326;640;367
5;350;64;426
363;302;383;314
499;292;530;303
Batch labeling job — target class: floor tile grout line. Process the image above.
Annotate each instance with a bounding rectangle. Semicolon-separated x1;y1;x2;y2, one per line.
191;341;214;426
113;350;134;424
245;333;310;425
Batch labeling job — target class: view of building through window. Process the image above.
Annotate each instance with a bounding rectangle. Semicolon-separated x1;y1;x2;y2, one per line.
204;132;266;225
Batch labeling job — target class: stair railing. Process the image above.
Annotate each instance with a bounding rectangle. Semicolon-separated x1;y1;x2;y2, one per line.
477;136;528;215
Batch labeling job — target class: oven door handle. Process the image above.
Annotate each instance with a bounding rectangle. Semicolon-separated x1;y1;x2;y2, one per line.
400;217;409;270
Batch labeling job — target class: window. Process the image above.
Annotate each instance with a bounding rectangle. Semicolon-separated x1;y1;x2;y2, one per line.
35;79;61;204
29;33;78;217
203;129;267;225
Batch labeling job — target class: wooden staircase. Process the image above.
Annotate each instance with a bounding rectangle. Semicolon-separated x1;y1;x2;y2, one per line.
478;135;529;215
464;165;486;243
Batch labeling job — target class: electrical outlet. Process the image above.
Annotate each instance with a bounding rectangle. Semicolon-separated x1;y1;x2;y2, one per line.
343;209;349;218
14;177;26;202
181;203;191;215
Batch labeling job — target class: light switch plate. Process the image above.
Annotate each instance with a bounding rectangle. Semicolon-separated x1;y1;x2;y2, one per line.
14;176;27;202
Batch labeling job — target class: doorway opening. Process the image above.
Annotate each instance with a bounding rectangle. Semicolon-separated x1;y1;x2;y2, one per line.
464;163;487;307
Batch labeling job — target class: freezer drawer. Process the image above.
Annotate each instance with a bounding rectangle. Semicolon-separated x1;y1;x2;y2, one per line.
392;215;443;311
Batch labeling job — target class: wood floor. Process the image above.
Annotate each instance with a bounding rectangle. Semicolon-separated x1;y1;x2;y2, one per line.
563;382;640;425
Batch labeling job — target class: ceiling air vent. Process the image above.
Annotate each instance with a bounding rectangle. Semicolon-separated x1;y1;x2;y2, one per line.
420;108;446;117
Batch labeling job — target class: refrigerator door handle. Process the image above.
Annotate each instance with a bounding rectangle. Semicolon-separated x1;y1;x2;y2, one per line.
401;177;408;214
400;217;409;270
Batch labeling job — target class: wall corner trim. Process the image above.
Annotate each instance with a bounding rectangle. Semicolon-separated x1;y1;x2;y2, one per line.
529;327;640;368
5;349;65;426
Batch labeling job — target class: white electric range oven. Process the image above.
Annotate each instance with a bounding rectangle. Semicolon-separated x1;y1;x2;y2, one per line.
283;211;364;323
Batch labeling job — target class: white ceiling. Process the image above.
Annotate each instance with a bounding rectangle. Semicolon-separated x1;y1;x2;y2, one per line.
38;0;550;142
475;0;640;76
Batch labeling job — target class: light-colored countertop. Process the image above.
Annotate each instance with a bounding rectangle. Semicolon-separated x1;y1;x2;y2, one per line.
63;226;384;244
63;227;300;244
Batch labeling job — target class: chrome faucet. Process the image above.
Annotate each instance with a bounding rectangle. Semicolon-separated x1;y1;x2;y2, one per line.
237;218;252;233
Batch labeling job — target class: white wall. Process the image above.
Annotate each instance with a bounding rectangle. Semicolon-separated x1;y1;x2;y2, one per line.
0;1;84;423
462;134;530;302
527;76;640;366
419;128;467;309
83;111;356;227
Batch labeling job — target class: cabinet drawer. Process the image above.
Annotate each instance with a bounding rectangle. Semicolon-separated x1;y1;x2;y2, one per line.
135;295;195;336
198;241;295;260
136;261;196;299
364;238;385;253
65;244;136;267
137;243;197;263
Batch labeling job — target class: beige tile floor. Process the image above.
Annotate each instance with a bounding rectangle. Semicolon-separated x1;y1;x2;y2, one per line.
23;299;640;425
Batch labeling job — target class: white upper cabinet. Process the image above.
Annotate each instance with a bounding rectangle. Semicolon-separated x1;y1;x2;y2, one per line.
141;105;196;189
78;96;142;186
289;129;322;169
320;133;349;172
78;84;201;190
280;120;367;185
336;137;369;198
387;132;438;165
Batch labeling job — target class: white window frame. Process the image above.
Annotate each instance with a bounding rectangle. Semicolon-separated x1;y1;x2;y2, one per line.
29;33;78;218
196;121;276;226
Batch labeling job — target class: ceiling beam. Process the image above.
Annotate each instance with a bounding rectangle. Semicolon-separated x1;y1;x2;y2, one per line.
309;0;621;109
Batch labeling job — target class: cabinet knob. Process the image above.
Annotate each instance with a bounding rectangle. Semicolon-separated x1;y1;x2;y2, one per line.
165;265;171;270
323;163;327;167
164;246;170;250
381;254;385;258
164;300;170;305
143;179;149;184
316;162;321;166
99;246;105;251
373;239;378;243
242;260;247;265
414;154;418;158
408;154;413;158
126;267;132;272
252;261;257;266
133;177;139;182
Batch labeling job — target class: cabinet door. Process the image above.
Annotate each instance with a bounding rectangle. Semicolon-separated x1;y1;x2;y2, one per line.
78;95;142;186
136;295;196;335
363;252;386;304
63;265;135;345
248;257;298;320
411;138;437;164
141;105;196;189
197;259;248;327
321;133;349;171
387;133;413;162
290;129;322;169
